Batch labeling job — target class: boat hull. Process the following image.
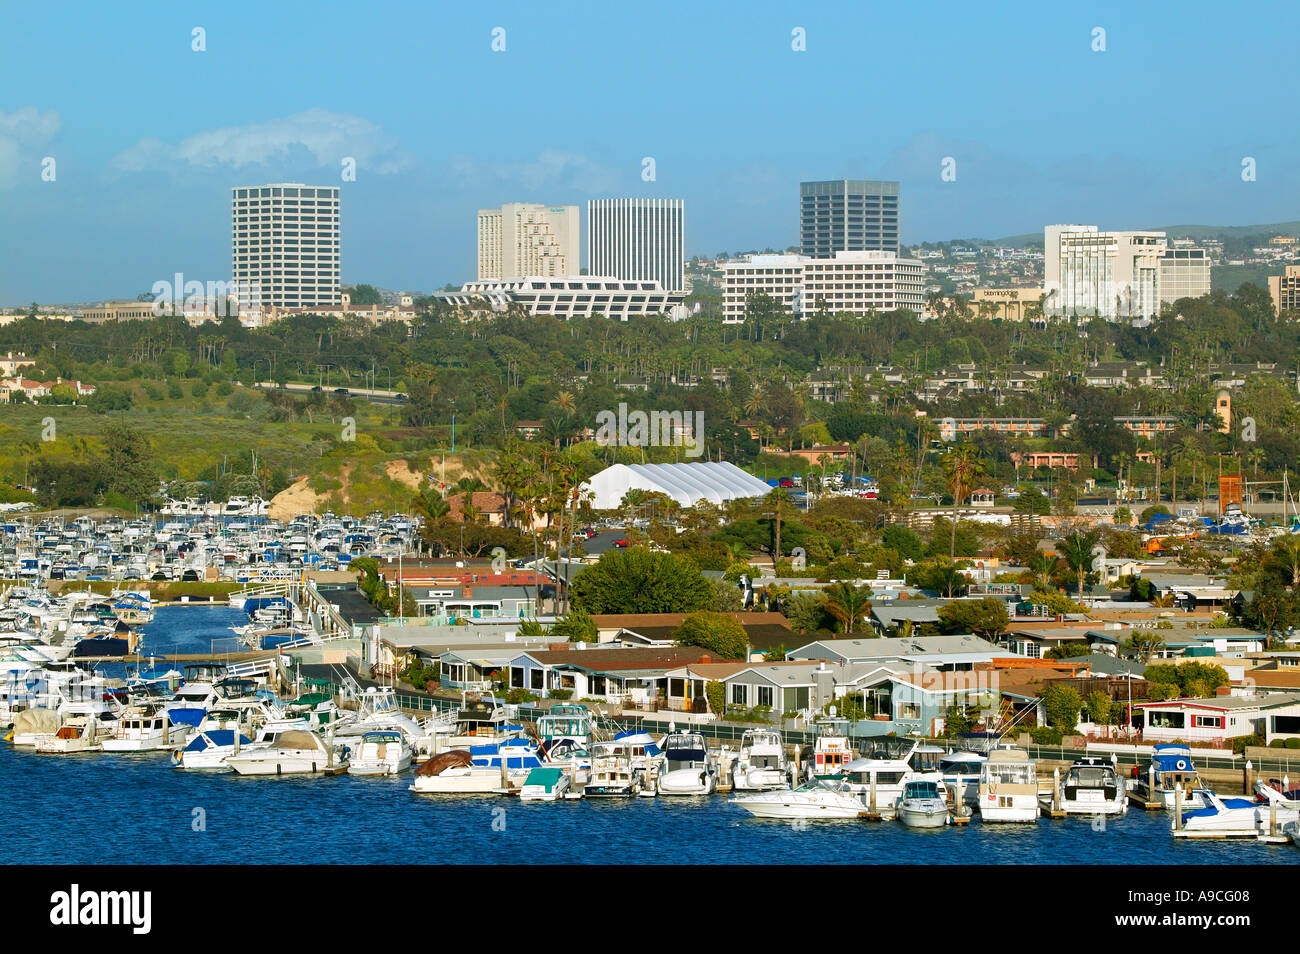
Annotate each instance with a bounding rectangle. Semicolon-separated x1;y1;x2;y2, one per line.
732;794;865;820
898;801;950;828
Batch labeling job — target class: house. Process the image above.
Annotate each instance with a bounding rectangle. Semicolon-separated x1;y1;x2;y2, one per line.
662;659;825;714
0;352;34;376
588;612;792;646
513;420;545;439
1132;692;1300;746
503;645;721;706
718;661;836;717
788;633;1005;670
789;444;852;466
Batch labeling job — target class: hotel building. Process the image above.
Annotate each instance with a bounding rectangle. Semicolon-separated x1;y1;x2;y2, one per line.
477;203;579;280
1044;225;1166;321
1269;266;1300;316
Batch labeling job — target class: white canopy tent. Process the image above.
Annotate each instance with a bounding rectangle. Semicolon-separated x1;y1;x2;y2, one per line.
581;461;773;511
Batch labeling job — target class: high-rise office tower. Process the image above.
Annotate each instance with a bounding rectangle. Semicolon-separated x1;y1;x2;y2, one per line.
232;183;340;310
1044;225;1166;320
477;203;580;280
799;179;900;257
587;198;685;292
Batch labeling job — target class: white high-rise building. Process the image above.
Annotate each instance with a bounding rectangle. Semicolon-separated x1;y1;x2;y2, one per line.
1159;248;1212;306
232;183;340;310
721;250;925;323
477;203;579;280
1044;225;1166;320
588;198;684;293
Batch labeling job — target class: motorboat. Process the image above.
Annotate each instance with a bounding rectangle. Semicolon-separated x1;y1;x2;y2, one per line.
978;748;1039;822
730;728;792;791
656;729;717;796
225;728;343;776
1052;757;1128;816
1131;744;1209;809
584;732;662;797
348;730;413;776
173;728;253;770
940;751;987;806
897;780;951;829
732;777;868;820
520;766;571;801
410;736;541;794
34;712;110;753
1178;782;1300;836
100;704;190;752
806;718;853;779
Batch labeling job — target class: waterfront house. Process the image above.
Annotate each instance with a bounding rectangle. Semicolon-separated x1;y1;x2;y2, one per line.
503;645;721;707
1131;692;1300;745
788;634;1005;670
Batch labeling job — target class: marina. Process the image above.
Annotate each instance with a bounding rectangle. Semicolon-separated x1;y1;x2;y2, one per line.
3;602;1299;863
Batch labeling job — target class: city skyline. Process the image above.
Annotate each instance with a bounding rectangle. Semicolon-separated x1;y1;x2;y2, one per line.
1;0;1298;304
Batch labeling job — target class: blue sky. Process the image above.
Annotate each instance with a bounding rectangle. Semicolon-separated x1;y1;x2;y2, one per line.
1;0;1297;303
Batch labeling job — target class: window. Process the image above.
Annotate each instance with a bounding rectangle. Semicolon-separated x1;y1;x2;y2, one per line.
530;668;544;690
669;678;685;698
1193;714;1223;729
757;685;773;708
510;666;524;689
731;684;746;706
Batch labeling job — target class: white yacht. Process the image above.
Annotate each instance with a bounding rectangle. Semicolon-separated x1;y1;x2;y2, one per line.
656;729;717;796
978;748;1040;823
519;766;571;801
1131;744;1209;810
733;777;867;820
584;732;662;797
225;728;343;776
939;751;987;806
1052;757;1128;816
1179;782;1300;836
100;704;190;752
897;780;951;828
34;712;110;753
729;728;792;791
348;730;413;776
806;719;853;779
174;728;254;770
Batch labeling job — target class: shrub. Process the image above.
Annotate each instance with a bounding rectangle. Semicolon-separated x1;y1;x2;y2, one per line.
1029;726;1063;745
548;689;573;701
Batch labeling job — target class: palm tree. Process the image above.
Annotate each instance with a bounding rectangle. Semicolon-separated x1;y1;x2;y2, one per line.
942;445;985;560
1027;552;1061;590
1057;529;1102;601
821;582;873;636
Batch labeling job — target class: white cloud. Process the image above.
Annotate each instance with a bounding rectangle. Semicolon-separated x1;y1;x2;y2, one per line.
109;108;414;175
0;107;61;188
446;148;623;194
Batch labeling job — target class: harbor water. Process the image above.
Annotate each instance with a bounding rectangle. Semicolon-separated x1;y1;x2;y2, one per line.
3;607;1293;866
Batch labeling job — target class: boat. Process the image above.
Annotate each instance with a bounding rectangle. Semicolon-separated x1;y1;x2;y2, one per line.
1178;782;1300;836
732;777;868;820
896;780;951;828
1131;744;1209;809
173;728;253;770
729;728;792;791
347;730;413;776
806;718;853;779
224;728;343;776
978;748;1039;822
940;751;987;806
584;732;662;798
520;766;571;801
34;712;109;753
100;704;190;752
656;729;717;796
410;736;542;794
1053;757;1128;816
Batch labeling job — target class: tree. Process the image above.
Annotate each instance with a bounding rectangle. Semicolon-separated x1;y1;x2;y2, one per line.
1040;683;1084;732
783;591;832;633
101;422;159;506
551;608;597;643
1044;641;1093;659
1057;529;1101;600
936;597;1009;641
673;611;749;660
942;445;985;559
820;582;873;635
570;546;712;614
1086;690;1112;726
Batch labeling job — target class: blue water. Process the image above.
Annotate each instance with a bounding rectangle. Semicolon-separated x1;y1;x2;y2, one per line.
3;608;1294;865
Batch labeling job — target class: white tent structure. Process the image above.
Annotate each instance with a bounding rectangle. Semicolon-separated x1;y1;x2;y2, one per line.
582;461;773;511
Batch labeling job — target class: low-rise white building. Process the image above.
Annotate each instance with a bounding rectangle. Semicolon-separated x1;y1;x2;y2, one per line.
721;250;925;323
436;275;686;322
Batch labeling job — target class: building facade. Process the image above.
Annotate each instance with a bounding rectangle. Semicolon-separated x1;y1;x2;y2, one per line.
232;183;341;310
588;198;684;292
1269;265;1300;316
476;203;579;280
721;250;924;322
1044;225;1166;321
973;287;1046;320
436;276;685;322
800;179;900;257
1159;248;1212;306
